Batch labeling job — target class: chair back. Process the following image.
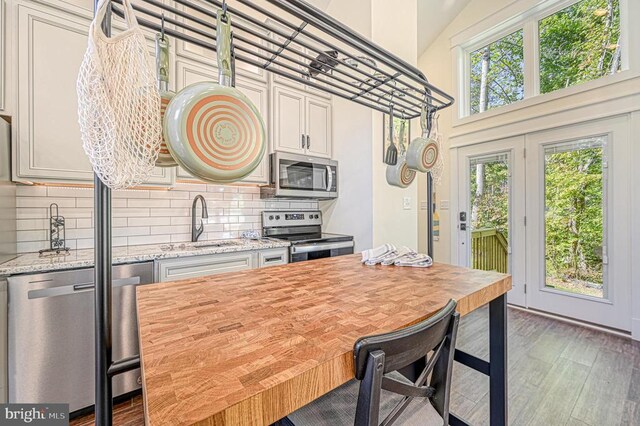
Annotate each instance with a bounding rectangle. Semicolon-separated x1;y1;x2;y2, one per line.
352;299;459;426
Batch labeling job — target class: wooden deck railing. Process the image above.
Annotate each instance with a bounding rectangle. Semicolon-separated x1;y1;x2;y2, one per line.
471;228;509;273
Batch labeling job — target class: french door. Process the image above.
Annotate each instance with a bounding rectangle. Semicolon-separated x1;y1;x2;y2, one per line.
457;136;527;307
456;117;631;330
525;117;631;331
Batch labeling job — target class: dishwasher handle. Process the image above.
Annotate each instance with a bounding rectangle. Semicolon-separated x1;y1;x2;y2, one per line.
29;276;142;299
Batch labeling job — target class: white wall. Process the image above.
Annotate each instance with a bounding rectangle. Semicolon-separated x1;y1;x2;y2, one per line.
319;0;373;252
321;0;422;252
371;0;420;249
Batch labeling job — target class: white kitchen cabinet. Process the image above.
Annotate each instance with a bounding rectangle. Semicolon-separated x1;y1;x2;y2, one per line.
13;4;174;186
174;59;269;184
306;96;332;158
174;0;267;83
154;248;289;281
257;248;288;268
271;84;332;158
155;251;255;282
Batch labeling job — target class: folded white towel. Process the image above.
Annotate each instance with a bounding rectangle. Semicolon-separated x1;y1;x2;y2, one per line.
394;252;433;268
361;244;396;265
380;247;415;265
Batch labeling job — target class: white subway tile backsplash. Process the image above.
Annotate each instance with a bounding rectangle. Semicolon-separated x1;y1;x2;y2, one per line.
113;226;150;237
128;198;171;208
16;186;47;197
47;187;93;198
149;225;190;235
149;190;190;200
128;217;170;227
14;182;318;254
17;197;75;208
128;235;171;246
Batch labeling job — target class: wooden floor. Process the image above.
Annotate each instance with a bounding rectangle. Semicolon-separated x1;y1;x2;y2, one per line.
70;306;639;426
451;305;640;426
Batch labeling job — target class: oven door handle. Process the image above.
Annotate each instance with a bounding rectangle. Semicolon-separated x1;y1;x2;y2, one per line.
291;241;354;254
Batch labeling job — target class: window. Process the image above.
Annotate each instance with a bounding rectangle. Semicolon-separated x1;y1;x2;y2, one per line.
539;0;621;94
544;137;607;298
470;31;524;115
461;0;626;117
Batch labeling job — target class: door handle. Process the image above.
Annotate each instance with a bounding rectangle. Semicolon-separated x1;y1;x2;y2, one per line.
301;134;305;148
306;135;310;149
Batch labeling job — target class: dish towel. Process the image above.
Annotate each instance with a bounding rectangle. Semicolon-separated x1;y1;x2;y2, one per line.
361;245;433;267
361;244;396;265
394;252;433;268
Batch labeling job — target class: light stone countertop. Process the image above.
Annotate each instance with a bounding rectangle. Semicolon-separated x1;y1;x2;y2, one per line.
0;239;290;276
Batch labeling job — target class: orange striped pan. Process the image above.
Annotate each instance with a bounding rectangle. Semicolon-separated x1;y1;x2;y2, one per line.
163;10;265;182
155;33;178;167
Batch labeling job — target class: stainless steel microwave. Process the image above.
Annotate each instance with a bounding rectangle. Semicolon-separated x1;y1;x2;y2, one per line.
261;152;338;199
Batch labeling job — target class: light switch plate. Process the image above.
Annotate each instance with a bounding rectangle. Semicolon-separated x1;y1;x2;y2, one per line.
403;197;411;210
440;200;450;210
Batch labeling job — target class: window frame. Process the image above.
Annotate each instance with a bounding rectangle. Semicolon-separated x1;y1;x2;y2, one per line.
456;0;632;120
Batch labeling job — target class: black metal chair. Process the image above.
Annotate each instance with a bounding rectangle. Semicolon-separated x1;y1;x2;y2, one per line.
286;299;460;426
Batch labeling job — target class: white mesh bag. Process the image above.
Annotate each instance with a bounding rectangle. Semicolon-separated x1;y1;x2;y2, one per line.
77;0;161;190
430;114;445;185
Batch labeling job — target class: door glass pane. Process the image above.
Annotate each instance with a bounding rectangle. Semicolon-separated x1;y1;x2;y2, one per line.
469;154;510;273
539;0;622;94
469;30;524;115
544;137;606;298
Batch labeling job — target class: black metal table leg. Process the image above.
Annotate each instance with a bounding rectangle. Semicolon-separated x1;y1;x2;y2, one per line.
489;294;508;426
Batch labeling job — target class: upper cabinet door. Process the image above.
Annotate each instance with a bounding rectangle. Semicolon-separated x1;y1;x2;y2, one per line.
272;85;305;154
174;59;269;184
175;0;267;82
16;6;93;182
15;5;173;185
305;96;332;158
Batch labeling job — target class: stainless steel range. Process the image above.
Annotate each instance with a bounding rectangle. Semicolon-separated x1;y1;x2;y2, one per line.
262;210;354;262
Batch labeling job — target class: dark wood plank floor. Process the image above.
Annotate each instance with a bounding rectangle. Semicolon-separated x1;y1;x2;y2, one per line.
70;306;640;425
451;305;640;426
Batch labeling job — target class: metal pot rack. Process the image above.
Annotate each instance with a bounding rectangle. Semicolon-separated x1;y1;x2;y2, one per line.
92;0;454;424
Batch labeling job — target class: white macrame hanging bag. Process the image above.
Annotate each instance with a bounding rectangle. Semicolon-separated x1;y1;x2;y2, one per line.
77;0;161;190
430;114;444;185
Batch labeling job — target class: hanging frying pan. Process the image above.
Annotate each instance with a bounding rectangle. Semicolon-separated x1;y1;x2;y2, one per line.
164;10;266;182
155;29;178;167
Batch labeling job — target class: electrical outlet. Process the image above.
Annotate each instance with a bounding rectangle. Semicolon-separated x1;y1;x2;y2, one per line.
403;197;411;210
440;200;450;210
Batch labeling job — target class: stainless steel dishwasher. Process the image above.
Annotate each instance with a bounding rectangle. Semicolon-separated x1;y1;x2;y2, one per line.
8;262;153;413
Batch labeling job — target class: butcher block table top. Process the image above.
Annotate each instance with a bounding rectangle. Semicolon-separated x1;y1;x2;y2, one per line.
136;254;511;426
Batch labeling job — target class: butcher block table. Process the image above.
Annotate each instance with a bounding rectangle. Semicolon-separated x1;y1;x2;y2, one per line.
136;254;512;426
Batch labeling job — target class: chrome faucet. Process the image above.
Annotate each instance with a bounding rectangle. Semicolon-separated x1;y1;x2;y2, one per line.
191;195;209;242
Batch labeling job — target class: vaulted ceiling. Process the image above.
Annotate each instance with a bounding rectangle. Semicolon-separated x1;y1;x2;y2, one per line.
418;0;472;55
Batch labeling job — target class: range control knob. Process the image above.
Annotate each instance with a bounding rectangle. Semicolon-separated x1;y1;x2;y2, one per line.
268;215;274;220
314;214;319;219
275;215;281;220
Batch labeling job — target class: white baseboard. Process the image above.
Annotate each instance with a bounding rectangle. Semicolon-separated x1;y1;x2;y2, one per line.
508;304;634;340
